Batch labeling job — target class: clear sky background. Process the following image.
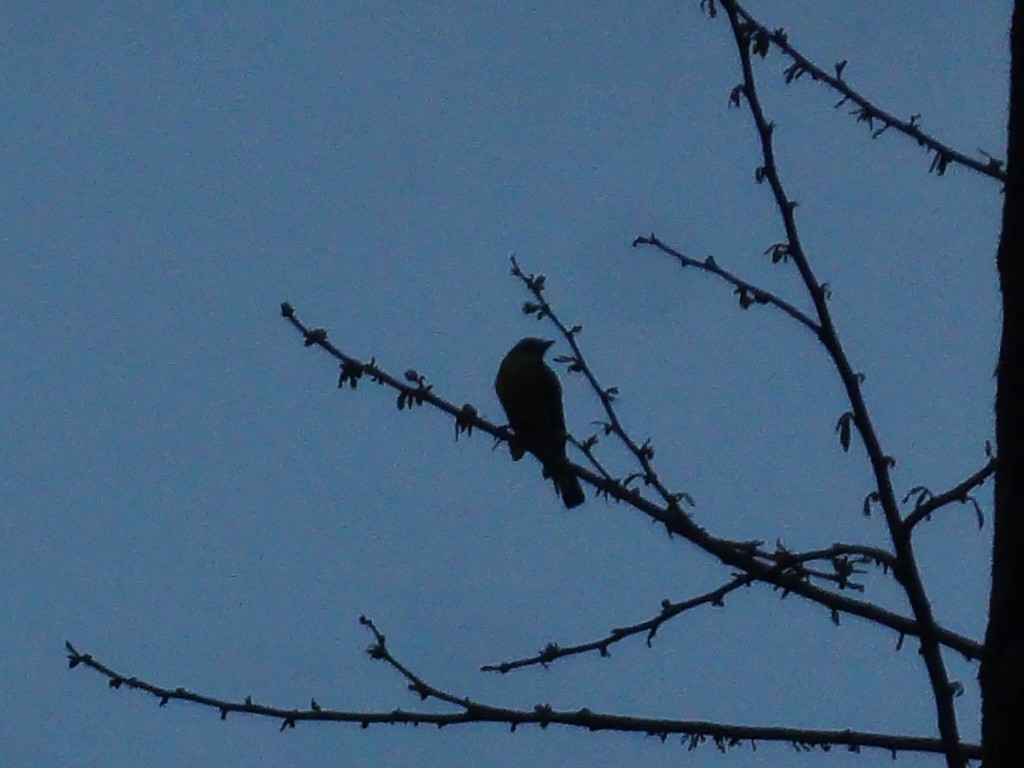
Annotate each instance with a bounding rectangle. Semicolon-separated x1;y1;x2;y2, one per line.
2;2;1008;766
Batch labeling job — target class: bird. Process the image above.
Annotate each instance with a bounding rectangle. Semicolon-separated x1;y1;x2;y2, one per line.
494;337;585;508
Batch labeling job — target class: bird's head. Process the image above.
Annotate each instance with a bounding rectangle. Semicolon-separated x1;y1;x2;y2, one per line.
511;337;555;359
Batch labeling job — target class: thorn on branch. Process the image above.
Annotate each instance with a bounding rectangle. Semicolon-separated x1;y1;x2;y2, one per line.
631;232;659;248
539;643;560;665
455;404;477;439
622;472;643;488
65;640;85;669
835;412;854;453
981;151;1004;172
751;28;770;58
338;359;364;389
534;703;553;727
970;497;985;529
764;243;790;264
521;301;548;320
852;106;875;131
930;150;951;176
397;370;431;410
784;62;806;83
671;491;696;509
729;84;745;108
304;328;328;347
902;485;933;510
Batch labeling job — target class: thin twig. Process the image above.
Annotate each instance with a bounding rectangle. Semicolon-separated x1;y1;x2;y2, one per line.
481;576;754;672
726;0;1005;182
904;458;995;531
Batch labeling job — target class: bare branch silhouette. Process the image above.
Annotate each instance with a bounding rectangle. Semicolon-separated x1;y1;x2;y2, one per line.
713;3;970;763
904;458;995;531
482;576;756;672
278;300;982;661
64;625;981;760
705;0;1006;181
69;4;997;763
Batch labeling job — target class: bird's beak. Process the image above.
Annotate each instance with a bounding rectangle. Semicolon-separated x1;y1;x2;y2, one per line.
543;339;556;352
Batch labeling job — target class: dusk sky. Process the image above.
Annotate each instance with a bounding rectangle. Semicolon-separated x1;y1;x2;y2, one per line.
3;2;1009;766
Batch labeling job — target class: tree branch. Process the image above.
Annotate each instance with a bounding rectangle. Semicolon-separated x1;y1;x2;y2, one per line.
632;234;822;336
278;302;982;661
719;2;967;763
904;458;996;531
65;624;981;759
715;0;1006;181
481;576;755;672
483;541;900;673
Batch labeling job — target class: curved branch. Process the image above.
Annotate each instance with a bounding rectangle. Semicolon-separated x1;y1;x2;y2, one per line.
65;626;981;760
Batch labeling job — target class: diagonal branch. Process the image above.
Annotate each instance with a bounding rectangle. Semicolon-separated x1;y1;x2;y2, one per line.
483;541;900;674
903;458;996;531
279;301;982;661
481;576;755;673
719;0;1006;181
509;255;696;515
632;233;822;335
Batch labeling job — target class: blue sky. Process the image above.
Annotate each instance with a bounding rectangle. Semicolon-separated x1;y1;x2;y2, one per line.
2;2;1008;766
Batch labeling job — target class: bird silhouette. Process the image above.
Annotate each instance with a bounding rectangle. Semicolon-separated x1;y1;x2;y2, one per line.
495;337;584;508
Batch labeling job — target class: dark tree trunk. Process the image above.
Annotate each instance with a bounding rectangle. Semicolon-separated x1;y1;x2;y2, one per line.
982;3;1024;765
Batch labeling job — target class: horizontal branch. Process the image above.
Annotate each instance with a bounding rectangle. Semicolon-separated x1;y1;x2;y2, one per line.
65;629;981;760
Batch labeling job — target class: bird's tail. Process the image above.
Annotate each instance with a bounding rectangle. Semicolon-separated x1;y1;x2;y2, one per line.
555;468;585;509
